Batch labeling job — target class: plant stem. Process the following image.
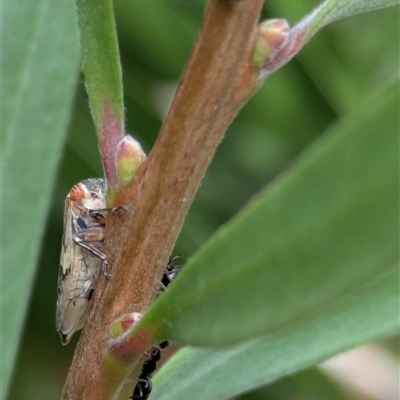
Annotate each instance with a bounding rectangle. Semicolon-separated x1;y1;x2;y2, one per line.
61;0;264;398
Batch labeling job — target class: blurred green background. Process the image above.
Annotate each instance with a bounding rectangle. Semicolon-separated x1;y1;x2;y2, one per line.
6;0;398;399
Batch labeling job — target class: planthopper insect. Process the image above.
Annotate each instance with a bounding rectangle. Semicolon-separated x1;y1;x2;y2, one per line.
56;178;108;345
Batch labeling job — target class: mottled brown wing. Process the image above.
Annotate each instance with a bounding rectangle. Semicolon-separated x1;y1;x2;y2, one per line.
56;199;103;345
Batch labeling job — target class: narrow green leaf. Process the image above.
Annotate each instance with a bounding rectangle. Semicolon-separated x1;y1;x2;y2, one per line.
304;0;399;39
151;262;398;400
1;0;80;396
139;79;399;346
76;0;124;186
76;0;124;135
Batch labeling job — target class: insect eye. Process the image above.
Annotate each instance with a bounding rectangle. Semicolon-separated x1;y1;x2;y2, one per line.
69;184;85;200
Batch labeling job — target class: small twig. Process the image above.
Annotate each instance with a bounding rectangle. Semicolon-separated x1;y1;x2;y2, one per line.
61;0;264;399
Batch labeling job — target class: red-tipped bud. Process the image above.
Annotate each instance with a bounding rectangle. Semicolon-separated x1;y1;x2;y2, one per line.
109;312;142;339
107;313;155;365
115;135;146;186
253;19;290;68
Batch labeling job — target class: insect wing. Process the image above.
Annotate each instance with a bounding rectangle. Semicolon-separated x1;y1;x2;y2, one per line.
56;179;106;345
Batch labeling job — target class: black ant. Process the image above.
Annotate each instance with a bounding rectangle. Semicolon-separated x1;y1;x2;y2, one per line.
129;341;169;400
130;257;182;400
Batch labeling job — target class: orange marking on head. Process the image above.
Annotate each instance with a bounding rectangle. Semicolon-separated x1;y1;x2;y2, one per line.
69;184;85;200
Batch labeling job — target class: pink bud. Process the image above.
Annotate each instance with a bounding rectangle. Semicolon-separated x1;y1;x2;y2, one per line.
253;19;290;68
115;135;146;186
109;312;143;339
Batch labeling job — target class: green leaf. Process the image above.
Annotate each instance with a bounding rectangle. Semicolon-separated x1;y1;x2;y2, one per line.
152;262;397;400
301;0;399;41
1;0;79;396
76;0;124;135
146;80;399;400
311;0;399;30
140;79;399;347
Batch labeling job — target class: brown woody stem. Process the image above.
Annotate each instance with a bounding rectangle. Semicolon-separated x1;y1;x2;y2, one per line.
61;0;264;398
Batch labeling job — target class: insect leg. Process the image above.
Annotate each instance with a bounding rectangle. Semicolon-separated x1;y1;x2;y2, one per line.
158;255;182;294
73;228;111;279
88;205;128;221
130;377;152;400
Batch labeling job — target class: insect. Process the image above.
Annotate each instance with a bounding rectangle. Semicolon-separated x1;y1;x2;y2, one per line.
130;257;182;400
130;341;169;400
56;178;108;345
